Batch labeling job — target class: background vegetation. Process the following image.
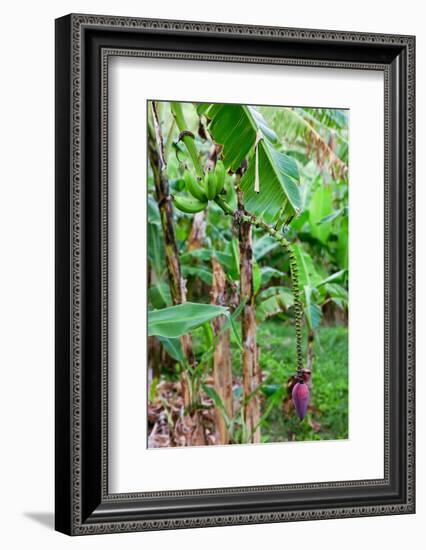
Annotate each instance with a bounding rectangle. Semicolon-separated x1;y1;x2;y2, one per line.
147;101;348;447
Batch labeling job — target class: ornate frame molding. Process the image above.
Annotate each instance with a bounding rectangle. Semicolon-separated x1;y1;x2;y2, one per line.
55;14;415;535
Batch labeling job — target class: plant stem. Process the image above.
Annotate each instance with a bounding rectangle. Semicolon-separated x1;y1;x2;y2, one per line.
170;102;205;179
148;105;196;410
211;257;233;444
237;187;261;443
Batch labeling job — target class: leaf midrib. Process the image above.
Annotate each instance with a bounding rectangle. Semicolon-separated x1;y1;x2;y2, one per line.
243;106;299;211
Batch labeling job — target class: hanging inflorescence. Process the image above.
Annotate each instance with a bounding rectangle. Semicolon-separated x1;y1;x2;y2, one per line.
285;244;304;376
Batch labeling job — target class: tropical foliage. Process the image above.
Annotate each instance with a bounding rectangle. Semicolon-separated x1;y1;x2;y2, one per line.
147;100;348;447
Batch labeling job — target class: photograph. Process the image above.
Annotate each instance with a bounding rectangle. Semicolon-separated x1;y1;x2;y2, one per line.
147;100;349;448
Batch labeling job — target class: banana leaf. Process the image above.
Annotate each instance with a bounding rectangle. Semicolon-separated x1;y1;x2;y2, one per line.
148;302;228;338
148;282;172;309
260;267;285;286
256;286;294;322
293;245;322;289
241;140;301;224
181;265;213;285
158;336;185;363
304;285;322;330
309;184;333;244
200;103;301;223
253;234;280;260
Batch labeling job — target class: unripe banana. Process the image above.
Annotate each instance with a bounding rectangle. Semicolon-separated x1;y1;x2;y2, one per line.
184;170;207;201
199;175;209;198
214;160;226;196
172;194;208;214
206;170;217;200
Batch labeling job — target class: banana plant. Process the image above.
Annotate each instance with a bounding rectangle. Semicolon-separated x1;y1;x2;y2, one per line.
168;101;308;434
147;100;349;447
197;103;301;224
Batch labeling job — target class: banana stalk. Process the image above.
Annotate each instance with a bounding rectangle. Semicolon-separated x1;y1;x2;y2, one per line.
170;102;204;179
173;195;208;214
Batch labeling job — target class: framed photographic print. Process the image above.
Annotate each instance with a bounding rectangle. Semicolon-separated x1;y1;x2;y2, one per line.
55;14;415;535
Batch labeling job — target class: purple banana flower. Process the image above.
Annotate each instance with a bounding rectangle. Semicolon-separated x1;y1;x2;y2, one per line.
292;381;310;420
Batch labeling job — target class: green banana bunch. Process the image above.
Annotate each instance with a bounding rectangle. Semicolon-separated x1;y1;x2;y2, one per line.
174;161;227;214
173;194;208;214
205;170;217;200
214;160;226;196
184;170;207;202
204;159;227;201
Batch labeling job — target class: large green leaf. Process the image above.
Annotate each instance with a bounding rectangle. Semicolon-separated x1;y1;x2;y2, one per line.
304;286;322;330
181;265;213;285
325;283;349;309
180;248;212;263
241;140;301;223
293;245;322;289
201;103;301;223
148;302;228;338
256;286;294;322
148;282;172;309
318;208;344;225
158;336;185;363
318;269;346;287
260;266;285;286
293;245;324;330
309;185;333;243
253;234;280;260
199;104;277;171
336;216;349;269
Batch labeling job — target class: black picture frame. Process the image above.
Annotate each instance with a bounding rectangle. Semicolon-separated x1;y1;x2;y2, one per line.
55;13;415;535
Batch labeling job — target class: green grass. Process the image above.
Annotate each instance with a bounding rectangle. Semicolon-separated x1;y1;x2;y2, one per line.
231;319;348;443
176;317;348;444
